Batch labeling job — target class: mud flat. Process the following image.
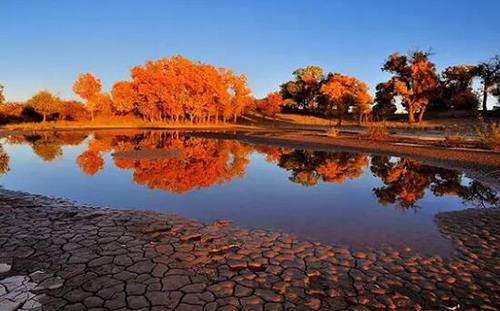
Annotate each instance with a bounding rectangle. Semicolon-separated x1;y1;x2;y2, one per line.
0;189;498;310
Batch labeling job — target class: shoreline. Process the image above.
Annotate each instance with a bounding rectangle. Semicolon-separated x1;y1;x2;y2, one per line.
0;188;499;310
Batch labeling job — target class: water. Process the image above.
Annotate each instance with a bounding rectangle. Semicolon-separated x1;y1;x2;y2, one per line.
0;130;497;256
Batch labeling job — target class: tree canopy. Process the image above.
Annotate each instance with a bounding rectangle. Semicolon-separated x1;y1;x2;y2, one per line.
73;73;103;120
255;92;284;118
26;90;60;121
114;56;253;122
476;55;500;113
380;50;438;123
319;73;372;125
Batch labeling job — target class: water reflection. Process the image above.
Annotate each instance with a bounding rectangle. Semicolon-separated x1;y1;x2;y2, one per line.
1;130;499;255
276;150;368;186
13;132;87;162
0;144;9;175
1;130;497;209
370;156;497;209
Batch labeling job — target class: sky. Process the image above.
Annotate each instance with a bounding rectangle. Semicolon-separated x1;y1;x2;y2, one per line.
1;0;500;103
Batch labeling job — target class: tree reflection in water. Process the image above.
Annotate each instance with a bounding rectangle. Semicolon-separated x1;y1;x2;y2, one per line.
14;132;87;162
274;149;368;186
370;156;498;209
3;131;498;208
76;132;253;193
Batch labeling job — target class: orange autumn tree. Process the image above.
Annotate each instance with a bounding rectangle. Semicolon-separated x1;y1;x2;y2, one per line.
26;90;61;122
111;81;137;115
255;92;284;119
93;93;114;117
221;69;253;122
320;73;372;126
381;51;438;123
118;56;252;123
72;73;102;120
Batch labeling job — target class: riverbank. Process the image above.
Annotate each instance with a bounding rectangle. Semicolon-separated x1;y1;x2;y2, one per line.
0;189;498;310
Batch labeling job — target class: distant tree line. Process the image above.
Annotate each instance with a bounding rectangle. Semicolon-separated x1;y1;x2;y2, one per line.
278;51;500;123
0;56;252;124
0;52;499;124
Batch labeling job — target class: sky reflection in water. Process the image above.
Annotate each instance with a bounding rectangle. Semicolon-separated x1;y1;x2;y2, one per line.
0;131;497;256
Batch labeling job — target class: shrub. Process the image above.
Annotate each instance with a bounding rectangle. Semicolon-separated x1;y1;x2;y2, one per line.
476;119;500;150
364;127;387;141
326;127;339;137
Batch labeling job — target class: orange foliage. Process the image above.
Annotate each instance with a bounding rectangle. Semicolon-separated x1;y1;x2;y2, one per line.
59;100;89;121
382;51;438;122
92;93;114;118
125;56;252;122
255;92;284;118
320;73;372;125
26;90;61;122
73;73;103;120
111;81;136;115
0;103;28;122
73;73;102;100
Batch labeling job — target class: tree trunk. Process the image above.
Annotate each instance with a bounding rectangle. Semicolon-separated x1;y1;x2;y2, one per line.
337;113;343;127
482;82;488;115
408;106;415;123
43;113;46;122
418;108;425;122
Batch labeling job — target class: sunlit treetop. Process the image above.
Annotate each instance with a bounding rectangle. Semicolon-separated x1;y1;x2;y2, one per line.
73;73;102;100
293;66;324;85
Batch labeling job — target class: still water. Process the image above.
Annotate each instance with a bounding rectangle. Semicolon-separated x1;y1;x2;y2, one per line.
0;130;497;255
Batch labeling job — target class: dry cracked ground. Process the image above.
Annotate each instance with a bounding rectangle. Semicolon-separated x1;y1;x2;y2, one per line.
0;189;498;310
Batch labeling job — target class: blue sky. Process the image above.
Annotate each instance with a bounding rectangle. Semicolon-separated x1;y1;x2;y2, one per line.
2;0;499;102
